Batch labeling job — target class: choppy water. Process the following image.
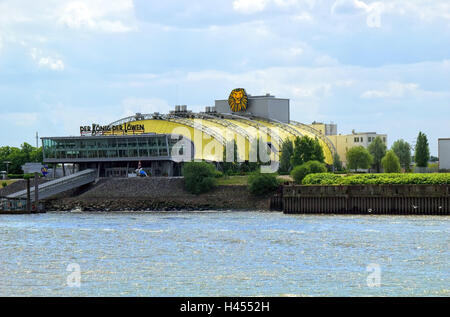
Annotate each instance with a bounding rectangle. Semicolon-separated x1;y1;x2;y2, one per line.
0;211;448;296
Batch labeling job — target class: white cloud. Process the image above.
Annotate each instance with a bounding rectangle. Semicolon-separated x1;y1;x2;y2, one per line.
232;0;316;14
38;57;65;71
57;0;135;32
384;0;450;22
292;12;314;22
361;82;419;99
30;48;65;71
232;0;269;14
332;0;384;28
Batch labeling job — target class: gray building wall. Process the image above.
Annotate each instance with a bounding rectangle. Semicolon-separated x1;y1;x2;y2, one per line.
215;95;290;123
439;139;450;170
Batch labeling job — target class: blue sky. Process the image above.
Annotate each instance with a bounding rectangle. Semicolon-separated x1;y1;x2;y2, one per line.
0;0;449;155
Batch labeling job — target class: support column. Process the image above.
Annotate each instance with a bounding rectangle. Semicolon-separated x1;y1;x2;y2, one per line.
34;172;39;213
26;178;31;213
62;163;66;177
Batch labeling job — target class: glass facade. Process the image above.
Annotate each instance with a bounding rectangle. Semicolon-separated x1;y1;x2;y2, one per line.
42;135;191;161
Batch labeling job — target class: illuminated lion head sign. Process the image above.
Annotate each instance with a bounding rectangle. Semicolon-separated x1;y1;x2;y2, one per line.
228;88;248;112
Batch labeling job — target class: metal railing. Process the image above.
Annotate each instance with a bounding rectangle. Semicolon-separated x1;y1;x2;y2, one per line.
7;169;97;201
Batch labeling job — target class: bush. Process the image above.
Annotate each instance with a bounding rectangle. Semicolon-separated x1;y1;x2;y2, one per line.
182;162;217;194
2;182;7;188
302;173;450;185
7;173;35;179
346;146;373;171
381;150;401;173
291;160;327;184
248;172;279;196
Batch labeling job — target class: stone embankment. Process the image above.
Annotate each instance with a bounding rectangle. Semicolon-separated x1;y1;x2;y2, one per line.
44;177;270;211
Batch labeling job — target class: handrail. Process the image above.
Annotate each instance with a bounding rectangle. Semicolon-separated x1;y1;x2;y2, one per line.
7;169;97;199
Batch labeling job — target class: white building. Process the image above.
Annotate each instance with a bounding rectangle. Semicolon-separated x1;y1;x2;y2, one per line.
438;138;450;170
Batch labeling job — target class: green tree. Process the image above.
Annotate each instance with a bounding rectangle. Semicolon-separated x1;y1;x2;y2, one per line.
248;172;279;196
182;162;217;194
0;143;43;175
414;132;430;168
248;137;271;171
391;139;411;171
290;136;324;167
291;160;327;184
278;139;293;174
381;150;401;173
346;146;373;172
368;136;387;173
332;152;343;171
222;139;239;175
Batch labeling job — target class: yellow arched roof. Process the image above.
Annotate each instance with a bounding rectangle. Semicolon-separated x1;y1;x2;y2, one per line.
105;116;334;165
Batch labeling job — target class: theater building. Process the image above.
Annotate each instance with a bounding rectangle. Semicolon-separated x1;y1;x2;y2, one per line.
41;88;385;177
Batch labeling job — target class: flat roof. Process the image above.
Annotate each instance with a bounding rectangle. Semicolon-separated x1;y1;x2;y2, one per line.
41;133;181;140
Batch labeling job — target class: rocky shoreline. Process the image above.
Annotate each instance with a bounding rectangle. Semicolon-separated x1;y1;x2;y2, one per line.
44;197;267;212
42;177;271;212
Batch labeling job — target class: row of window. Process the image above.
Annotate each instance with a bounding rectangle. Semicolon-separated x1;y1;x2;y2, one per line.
353;136;387;143
43;136;189;160
43;137;168;150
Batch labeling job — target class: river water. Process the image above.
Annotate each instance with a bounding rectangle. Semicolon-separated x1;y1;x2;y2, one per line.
0;211;448;296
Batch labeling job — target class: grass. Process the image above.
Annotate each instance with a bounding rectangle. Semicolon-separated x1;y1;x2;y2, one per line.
1;179;18;187
216;174;293;185
216;175;249;185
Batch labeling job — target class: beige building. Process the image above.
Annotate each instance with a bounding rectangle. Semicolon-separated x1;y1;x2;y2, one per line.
307;122;387;166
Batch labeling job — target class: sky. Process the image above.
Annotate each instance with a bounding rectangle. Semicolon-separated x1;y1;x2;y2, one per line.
0;0;449;155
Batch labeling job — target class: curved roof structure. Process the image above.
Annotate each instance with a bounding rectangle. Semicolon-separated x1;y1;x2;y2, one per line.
105;112;335;165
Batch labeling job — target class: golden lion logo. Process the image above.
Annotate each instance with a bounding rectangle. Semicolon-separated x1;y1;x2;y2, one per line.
228;88;248;112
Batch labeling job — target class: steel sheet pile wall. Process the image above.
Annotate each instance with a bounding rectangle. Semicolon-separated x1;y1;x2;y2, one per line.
282;185;450;215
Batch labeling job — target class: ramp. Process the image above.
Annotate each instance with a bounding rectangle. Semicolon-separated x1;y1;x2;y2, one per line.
7;169;97;201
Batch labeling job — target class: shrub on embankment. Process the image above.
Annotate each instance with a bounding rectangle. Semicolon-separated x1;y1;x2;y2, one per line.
7;173;35;179
182;162;217;194
290;161;327;184
247;172;280;196
302;173;450;185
